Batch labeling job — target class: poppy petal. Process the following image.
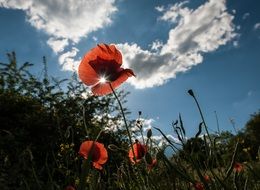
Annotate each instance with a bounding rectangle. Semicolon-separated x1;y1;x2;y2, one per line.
110;69;135;87
128;143;147;163
79;141;94;159
78;44;123;86
78;56;99;86
91;69;135;96
96;44;122;65
93;162;103;170
95;142;108;164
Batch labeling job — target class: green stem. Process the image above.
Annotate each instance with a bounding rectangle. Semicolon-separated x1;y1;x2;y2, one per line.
82;104;89;137
193;95;213;146
109;83;136;162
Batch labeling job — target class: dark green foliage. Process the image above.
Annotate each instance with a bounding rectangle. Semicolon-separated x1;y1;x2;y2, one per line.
0;52;259;190
0;52;128;189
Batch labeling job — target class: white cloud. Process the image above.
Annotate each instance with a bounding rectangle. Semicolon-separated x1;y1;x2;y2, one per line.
233;41;239;48
92;36;98;42
254;23;260;30
136;134;180;148
150;40;163;52
158;1;190;23
131;118;155;133
0;0;117;70
155;5;164;12
58;47;80;71
47;38;69;54
242;13;250;20
130;117;181;148
117;0;236;89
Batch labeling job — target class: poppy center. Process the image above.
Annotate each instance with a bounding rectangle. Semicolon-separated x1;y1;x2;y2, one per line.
89;57;120;82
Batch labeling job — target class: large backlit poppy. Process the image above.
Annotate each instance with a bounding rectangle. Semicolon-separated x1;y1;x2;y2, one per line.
79;141;108;170
128;142;147;163
78;43;135;96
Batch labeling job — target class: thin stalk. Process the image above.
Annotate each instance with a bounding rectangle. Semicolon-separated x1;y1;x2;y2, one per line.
109;83;136;161
189;90;213;146
82;104;89;137
194;97;212;144
214;111;220;134
32;165;41;189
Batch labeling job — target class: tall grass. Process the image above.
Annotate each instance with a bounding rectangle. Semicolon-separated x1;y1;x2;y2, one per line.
0;52;259;190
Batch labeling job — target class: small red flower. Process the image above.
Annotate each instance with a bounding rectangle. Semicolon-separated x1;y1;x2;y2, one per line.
234;162;243;173
128;142;147;163
78;43;135;96
147;159;157;171
204;175;210;183
79;141;108;170
194;182;204;190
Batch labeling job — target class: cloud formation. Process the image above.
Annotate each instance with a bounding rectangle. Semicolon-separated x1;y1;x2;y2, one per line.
130;118;181;148
117;0;236;89
0;0;117;70
254;23;260;30
1;0;236;88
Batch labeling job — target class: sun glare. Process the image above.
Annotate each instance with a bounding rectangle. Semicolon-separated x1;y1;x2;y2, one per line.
99;77;107;83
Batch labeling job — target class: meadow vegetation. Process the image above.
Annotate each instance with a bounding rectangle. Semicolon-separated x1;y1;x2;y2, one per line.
0;51;259;190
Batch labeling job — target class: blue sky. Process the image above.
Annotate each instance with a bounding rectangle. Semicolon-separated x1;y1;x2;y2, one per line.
0;0;260;140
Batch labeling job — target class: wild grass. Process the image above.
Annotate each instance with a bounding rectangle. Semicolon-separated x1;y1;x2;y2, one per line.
0;52;259;190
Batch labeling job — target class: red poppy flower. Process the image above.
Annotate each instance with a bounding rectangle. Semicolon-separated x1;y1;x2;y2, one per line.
233;162;243;173
147;159;157;171
79;141;108;170
194;182;204;190
78;43;135;96
128;142;147;163
204;175;210;183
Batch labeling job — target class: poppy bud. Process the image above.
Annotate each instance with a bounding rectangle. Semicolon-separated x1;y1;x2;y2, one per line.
188;89;195;97
136;120;142;129
147;129;152;138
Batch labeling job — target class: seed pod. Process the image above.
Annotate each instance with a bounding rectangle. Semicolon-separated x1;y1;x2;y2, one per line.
147;129;152;138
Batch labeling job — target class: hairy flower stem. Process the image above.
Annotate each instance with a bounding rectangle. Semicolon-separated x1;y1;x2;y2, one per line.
109;83;136;161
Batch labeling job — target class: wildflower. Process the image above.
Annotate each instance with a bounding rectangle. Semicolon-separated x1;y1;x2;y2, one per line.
147;159;157;171
78;43;135;96
79;141;108;170
204;175;210;183
194;182;204;190
233;162;243;173
128;141;147;163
